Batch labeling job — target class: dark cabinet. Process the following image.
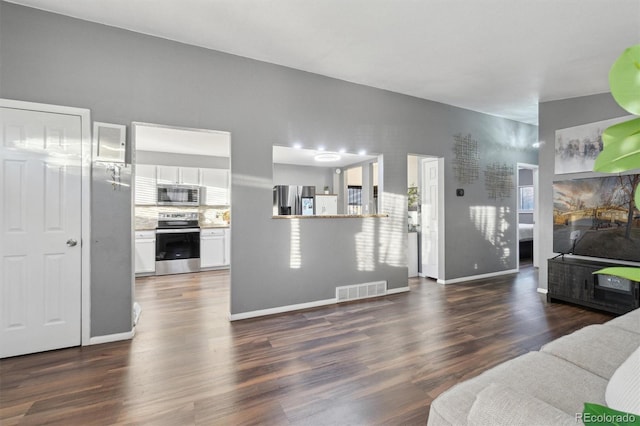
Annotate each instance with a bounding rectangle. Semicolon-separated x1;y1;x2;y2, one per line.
547;257;640;315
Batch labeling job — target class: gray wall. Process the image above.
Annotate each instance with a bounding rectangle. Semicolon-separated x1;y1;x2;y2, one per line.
90;163;133;335
273;163;334;193
0;2;537;327
538;92;630;291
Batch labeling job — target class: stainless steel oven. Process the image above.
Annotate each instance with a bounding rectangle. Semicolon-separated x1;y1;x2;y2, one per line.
156;212;200;275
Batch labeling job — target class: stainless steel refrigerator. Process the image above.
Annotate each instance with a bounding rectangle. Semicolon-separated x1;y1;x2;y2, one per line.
273;185;316;215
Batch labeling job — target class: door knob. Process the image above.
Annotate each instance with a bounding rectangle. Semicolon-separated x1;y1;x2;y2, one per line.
66;239;78;247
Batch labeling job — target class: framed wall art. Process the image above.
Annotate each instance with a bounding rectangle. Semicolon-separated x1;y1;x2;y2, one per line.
554;115;634;174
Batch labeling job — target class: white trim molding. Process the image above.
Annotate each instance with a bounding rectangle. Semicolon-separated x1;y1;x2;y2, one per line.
229;286;411;321
439;268;519;285
386;286;410;295
88;328;135;345
229;298;337;321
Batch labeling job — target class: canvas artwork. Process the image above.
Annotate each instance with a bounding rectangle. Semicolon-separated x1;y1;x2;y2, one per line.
553;175;640;262
554;116;634;174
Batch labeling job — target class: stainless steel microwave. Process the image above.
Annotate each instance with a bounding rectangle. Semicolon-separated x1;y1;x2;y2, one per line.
157;184;200;206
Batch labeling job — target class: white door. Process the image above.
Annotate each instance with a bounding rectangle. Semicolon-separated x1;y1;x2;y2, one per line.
1;106;83;358
421;158;439;279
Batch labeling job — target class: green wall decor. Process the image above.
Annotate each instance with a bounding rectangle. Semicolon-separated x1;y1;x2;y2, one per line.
609;44;640;116
592;44;640;284
594;44;640;175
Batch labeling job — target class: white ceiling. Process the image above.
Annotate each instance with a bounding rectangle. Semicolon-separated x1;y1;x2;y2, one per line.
6;0;640;125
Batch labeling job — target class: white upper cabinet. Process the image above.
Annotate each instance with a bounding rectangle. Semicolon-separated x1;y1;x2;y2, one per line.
157;165;201;186
180;167;200;186
201;168;230;205
135;164;230;205
156;165;180;184
135;164;157;205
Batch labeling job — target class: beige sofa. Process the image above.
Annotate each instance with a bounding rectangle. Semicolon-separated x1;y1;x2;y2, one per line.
427;308;640;425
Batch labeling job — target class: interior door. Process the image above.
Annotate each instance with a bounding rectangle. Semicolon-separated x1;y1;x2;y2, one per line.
1;106;83;358
421;158;439;279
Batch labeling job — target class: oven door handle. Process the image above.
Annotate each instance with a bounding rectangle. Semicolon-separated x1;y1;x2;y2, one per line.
156;228;201;234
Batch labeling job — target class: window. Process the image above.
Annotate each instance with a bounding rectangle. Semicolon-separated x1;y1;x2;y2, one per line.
519;186;534;211
347;186;362;215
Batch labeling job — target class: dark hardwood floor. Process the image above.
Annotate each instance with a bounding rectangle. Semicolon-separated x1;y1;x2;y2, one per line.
1;266;613;425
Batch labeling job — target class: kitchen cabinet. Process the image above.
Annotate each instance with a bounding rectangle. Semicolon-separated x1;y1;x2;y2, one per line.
200;168;230;205
180;167;200;186
157;165;202;186
315;194;338;215
200;228;229;268
408;232;418;277
156;165;180;184
135;164;157;205
224;228;230;265
135;231;156;274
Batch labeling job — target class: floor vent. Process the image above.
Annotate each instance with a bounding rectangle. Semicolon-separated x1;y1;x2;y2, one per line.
336;281;387;303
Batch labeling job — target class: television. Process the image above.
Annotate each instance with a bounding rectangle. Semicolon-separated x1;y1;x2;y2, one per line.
553;175;640;262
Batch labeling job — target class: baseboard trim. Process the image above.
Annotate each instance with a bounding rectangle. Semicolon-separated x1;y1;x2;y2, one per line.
230;286;412;321
537;287;548;294
88;329;135;345
386;286;410;295
229;298;337;321
440;268;519;284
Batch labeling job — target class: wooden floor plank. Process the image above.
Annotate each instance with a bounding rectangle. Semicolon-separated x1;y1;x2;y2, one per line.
0;266;613;425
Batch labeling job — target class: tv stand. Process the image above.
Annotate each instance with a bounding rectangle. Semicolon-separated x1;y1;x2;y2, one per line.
547;257;640;315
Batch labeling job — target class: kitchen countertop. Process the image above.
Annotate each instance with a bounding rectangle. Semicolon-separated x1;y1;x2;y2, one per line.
135;224;230;231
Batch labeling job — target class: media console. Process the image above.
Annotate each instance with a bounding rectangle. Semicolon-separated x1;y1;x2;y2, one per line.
547;257;640;315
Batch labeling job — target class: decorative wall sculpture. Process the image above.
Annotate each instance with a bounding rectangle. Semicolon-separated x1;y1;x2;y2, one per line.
484;162;514;200
452;133;479;184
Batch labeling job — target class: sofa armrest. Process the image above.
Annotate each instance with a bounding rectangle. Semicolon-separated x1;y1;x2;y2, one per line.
467;383;576;426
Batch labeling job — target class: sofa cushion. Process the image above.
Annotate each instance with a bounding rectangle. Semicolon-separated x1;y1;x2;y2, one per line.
467;383;576;426
427;351;607;426
606;308;640;335
606;345;640;415
541;324;640;379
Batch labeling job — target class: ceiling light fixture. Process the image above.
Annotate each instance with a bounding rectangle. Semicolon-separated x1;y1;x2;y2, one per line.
358;149;367;155
293;143;302;149
314;153;341;162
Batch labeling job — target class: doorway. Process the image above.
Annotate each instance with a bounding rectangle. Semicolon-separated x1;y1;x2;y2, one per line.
131;123;231;318
517;163;539;268
408;154;444;282
0;99;91;358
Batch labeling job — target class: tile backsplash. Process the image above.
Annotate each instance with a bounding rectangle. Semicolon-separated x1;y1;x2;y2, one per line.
135;205;230;229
